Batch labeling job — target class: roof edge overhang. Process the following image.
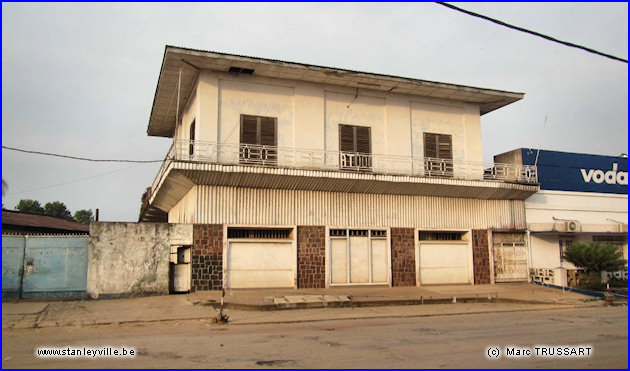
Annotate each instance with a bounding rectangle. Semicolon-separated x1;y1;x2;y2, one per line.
148;161;539;213
147;45;525;138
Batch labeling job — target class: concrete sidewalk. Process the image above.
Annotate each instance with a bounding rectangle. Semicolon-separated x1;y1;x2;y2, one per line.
2;283;613;330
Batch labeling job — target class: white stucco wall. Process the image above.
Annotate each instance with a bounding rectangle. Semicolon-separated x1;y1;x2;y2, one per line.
218;78;295;148
183;71;483;162
527;190;628;269
530;235;561;268
410;101;481;163
526;190;628;226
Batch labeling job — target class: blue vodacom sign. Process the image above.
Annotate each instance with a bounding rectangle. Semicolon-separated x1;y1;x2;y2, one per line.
580;163;627;186
521;148;628;194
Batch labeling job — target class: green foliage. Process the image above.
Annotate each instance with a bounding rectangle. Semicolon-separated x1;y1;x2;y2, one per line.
74;209;94;224
43;201;75;222
563;242;627;290
15;199;45;215
14;199;95;223
607;278;628;288
562;242;627;273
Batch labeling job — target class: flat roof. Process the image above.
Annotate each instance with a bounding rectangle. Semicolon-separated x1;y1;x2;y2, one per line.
148;45;525;137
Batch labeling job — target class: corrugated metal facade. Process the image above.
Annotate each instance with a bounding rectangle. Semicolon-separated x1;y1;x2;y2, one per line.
168;186;197;224
168;185;526;230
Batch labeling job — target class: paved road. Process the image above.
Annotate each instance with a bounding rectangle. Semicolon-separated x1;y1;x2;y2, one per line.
2;305;627;368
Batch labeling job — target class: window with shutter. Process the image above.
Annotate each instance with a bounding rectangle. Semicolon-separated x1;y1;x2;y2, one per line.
339;124;372;171
423;132;453;177
189;120;196;157
240;114;277;166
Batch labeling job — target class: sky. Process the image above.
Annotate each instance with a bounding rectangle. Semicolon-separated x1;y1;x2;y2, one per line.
1;2;628;222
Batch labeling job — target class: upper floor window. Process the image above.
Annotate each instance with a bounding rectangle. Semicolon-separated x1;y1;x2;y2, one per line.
424;132;453;177
240;114;277;166
189;119;196;156
339;124;372;171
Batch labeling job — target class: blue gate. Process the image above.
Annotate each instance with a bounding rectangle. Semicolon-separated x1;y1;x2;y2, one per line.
2;235;25;299
2;234;89;299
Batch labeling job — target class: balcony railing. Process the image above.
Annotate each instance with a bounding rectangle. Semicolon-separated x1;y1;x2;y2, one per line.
151;140;538;196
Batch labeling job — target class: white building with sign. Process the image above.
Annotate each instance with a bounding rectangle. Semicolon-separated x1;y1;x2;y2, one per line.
495;148;628;286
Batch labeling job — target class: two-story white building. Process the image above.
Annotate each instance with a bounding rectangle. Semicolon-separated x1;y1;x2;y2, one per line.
140;46;539;291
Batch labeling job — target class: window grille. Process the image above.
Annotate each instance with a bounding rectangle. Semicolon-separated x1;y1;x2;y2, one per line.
227;228;291;239
418;231;463;241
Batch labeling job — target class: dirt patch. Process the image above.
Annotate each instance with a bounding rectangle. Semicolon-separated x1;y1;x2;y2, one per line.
255;359;295;367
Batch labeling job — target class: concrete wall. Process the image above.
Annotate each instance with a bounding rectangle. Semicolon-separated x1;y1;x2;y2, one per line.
183;71;483;161
526;190;628;269
530;234;561;268
88;222;193;299
526;190;628;228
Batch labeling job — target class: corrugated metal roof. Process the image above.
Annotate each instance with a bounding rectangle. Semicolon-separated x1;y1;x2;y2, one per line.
147;45;525;137
1;210;90;233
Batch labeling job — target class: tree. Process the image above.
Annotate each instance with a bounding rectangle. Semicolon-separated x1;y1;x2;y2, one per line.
562;242;627;289
15;199;45;215
43;201;74;222
74;209;94;224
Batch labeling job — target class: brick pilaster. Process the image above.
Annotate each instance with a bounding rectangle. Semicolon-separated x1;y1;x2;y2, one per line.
472;229;491;284
391;227;416;286
192;224;223;291
297;226;326;288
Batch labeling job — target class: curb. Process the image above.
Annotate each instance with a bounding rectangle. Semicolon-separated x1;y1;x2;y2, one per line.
200;296;579;311
8;302;602;329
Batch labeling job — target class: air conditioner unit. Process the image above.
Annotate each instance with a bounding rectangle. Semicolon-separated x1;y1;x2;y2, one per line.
565;221;581;233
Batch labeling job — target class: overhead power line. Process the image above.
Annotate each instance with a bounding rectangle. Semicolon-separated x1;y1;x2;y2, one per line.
2;145;164;163
437;2;628;64
7;163;143;196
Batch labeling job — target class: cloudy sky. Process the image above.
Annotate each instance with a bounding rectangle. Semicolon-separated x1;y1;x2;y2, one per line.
2;2;627;222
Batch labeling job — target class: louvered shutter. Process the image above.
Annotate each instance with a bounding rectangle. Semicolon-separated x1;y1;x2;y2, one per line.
240;114;277;166
240;115;259;145
259;117;277;147
424;132;453;177
339;124;355;152
339;124;372;170
424;133;438;158
424;133;452;160
437;134;452;160
355;126;371;154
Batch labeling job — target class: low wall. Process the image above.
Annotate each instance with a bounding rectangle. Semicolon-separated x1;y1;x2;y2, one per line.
88;222;192;299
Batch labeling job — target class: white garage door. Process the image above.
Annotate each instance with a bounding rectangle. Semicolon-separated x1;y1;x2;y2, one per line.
227;241;294;288
493;232;528;282
418;242;471;284
330;229;389;285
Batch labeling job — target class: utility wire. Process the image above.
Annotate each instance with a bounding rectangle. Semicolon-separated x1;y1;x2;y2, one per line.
6;163;144;196
437;2;628;64
2;145;164;163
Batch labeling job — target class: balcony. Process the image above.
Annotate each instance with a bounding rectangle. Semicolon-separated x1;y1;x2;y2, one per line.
147;140;539;212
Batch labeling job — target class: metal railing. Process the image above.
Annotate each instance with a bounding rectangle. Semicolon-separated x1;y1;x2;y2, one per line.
150;140;538;196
